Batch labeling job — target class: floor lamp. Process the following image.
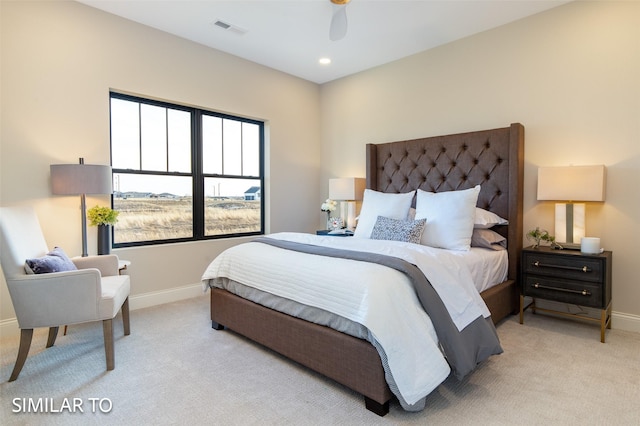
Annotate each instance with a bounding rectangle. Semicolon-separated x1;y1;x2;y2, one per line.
50;158;113;257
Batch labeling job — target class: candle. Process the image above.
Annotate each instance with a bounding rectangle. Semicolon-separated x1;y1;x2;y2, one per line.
581;237;601;254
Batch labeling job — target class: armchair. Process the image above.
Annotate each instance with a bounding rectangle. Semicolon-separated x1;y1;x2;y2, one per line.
0;206;130;381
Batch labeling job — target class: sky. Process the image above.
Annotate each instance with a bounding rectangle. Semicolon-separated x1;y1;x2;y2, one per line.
110;97;260;197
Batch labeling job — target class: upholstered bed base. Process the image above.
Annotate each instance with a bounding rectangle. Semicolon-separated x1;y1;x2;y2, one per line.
210;280;517;416
210;287;393;416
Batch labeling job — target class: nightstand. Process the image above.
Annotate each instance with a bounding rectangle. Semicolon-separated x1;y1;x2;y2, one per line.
519;246;612;342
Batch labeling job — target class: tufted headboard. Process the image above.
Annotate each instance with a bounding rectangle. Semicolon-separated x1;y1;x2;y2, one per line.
366;123;524;282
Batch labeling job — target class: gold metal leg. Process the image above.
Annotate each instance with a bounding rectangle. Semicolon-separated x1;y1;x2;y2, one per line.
600;308;606;343
519;295;535;324
600;301;613;343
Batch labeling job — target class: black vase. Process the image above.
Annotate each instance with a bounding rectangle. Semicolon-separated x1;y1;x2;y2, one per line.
97;224;111;255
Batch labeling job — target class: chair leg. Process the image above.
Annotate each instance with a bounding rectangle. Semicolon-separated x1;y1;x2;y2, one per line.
102;319;114;371
46;327;59;348
121;297;130;336
9;329;34;382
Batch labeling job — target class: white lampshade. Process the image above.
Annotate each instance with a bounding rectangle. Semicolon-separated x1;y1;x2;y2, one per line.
537;165;606;202
537;165;606;246
329;177;365;201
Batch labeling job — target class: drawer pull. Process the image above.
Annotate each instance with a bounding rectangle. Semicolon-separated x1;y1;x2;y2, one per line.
532;260;592;273
532;282;591;296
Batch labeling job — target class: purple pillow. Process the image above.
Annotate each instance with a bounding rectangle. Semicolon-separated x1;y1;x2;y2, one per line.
25;247;78;274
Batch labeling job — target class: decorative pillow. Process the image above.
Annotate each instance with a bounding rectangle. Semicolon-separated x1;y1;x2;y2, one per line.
415;185;481;251
474;208;508;229
353;189;415;238
370;216;426;244
25;247;78;274
471;229;507;250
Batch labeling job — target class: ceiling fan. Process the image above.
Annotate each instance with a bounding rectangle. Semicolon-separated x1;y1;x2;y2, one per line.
329;0;351;41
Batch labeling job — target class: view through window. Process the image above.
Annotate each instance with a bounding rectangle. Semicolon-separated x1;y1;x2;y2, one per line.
110;92;264;246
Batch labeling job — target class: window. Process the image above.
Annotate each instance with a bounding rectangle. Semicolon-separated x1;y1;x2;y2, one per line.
110;92;264;247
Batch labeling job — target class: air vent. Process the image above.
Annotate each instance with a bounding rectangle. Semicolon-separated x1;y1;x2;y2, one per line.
212;19;247;35
214;20;231;30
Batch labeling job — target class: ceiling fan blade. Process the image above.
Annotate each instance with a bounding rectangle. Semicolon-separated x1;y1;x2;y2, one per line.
329;5;348;41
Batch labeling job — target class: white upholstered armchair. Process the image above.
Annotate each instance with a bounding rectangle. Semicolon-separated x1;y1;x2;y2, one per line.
0;206;130;381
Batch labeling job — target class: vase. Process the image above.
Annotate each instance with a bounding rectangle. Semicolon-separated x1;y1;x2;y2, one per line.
97;224;111;255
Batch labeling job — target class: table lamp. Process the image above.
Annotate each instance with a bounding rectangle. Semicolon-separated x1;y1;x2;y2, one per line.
329;177;365;231
537;165;606;249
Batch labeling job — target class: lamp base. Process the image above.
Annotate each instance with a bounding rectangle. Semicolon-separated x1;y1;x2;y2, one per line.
554;203;585;245
555;242;581;250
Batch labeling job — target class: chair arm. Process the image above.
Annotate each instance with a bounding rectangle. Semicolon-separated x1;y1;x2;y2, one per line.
6;269;104;329
72;255;119;276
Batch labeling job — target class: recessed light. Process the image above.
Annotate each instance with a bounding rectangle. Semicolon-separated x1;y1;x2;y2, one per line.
319;57;332;65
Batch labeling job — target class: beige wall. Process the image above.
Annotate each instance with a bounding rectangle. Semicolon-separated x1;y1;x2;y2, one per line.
320;0;640;322
0;1;321;322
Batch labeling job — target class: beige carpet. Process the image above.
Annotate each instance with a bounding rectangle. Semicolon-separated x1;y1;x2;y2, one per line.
1;294;639;425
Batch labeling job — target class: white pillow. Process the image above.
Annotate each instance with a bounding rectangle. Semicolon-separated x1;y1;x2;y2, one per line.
415;185;481;251
353;189;415;238
475;208;508;229
471;229;507;250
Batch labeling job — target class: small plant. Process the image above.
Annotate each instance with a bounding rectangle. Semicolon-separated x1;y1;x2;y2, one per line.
526;227;558;248
87;205;119;226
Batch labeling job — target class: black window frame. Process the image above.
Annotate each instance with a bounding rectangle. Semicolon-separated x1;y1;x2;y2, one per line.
109;92;265;248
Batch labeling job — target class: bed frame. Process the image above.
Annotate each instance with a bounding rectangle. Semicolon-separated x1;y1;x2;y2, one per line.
210;123;524;416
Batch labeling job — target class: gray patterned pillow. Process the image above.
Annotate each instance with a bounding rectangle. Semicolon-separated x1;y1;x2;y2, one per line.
370;216;426;244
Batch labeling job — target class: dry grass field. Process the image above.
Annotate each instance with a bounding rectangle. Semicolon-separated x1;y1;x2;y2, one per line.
113;197;260;243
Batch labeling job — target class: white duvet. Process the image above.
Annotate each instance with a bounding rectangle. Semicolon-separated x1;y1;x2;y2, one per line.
201;232;495;406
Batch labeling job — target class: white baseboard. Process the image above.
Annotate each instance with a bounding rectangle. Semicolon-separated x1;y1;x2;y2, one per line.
0;283;204;339
611;311;640;334
128;282;204;311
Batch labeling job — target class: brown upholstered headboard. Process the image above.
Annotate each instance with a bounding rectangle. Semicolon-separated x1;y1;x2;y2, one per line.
365;123;524;281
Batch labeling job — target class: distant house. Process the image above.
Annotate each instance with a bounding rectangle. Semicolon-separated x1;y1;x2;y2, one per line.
244;186;261;201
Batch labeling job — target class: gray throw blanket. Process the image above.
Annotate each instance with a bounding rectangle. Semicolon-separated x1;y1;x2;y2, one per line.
254;236;503;380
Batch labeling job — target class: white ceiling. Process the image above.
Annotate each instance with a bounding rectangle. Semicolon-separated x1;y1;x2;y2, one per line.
78;0;570;84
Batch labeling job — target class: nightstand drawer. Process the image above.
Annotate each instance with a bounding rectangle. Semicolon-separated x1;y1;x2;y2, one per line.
522;252;603;283
523;276;603;308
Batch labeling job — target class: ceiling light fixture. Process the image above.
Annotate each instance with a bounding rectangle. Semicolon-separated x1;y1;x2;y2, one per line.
329;0;351;41
319;57;332;65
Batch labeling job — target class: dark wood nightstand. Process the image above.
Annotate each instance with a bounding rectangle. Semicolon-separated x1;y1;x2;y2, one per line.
519;246;612;342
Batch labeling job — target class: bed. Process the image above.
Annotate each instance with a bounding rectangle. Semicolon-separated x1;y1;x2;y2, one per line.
202;123;524;416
